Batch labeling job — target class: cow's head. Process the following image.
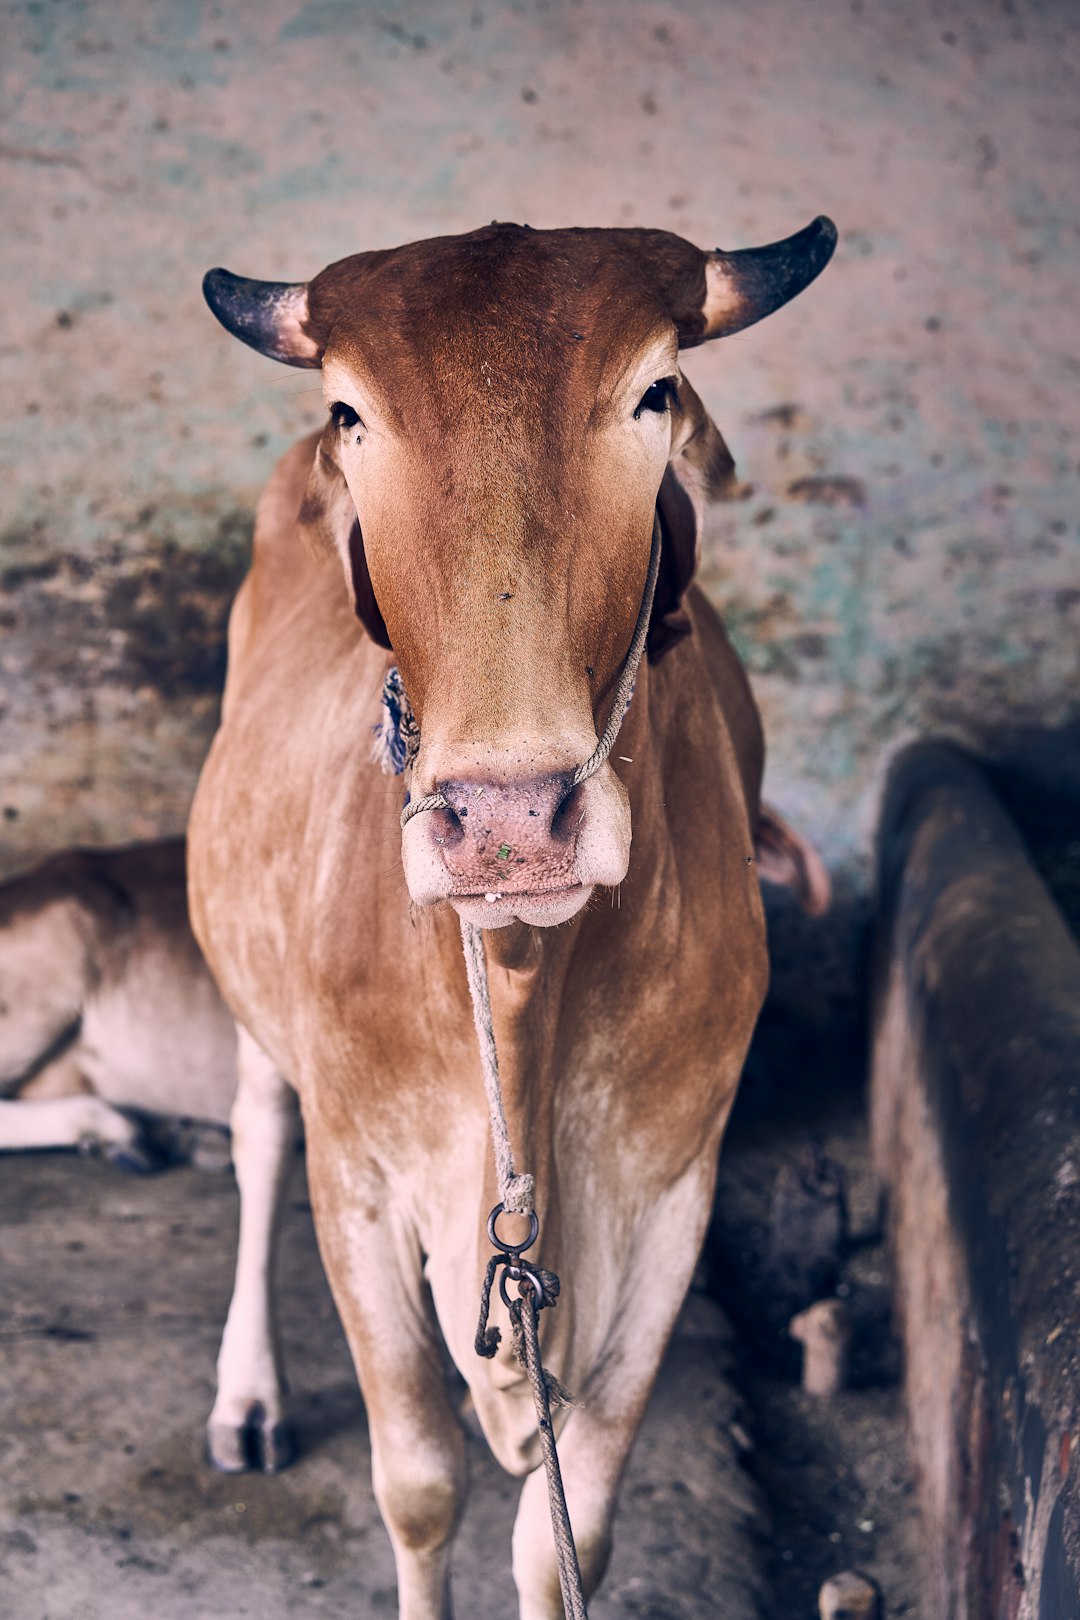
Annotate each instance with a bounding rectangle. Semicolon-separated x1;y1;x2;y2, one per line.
204;220;835;928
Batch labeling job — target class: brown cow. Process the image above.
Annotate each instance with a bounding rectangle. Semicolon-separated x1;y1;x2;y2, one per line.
190;218;836;1618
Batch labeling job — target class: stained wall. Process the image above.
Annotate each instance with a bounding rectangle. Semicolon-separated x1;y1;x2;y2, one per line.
2;0;1077;902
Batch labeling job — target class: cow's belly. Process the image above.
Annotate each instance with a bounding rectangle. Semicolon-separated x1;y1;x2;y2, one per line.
79;975;236;1126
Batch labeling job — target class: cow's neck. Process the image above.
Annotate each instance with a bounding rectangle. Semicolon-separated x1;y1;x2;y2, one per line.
466;668;663;1198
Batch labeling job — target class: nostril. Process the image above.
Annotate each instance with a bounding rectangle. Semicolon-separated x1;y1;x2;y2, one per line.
431;797;466;848
550;781;584;844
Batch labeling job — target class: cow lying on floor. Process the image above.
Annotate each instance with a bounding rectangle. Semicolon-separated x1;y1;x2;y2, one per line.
0;840;237;1170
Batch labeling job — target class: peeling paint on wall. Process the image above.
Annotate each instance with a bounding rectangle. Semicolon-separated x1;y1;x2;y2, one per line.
1;0;1078;929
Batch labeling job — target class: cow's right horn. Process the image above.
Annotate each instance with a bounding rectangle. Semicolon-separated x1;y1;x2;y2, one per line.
203;269;320;368
701;216;838;340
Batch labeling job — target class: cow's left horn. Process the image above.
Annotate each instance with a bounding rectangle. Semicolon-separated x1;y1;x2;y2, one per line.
202;269;320;368
701;216;838;340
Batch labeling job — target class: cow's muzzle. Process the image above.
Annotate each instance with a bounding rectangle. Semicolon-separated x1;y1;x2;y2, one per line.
401;762;631;927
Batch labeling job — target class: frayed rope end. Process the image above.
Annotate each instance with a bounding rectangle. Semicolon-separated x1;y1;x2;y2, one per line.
502;1173;535;1216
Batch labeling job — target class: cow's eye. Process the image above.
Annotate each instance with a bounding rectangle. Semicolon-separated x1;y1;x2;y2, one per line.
633;377;677;419
330;401;363;432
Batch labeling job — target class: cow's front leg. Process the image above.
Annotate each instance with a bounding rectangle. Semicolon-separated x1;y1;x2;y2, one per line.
207;1025;299;1473
306;1131;467;1620
0;1055;158;1171
0;1094;154;1170
511;1165;715;1619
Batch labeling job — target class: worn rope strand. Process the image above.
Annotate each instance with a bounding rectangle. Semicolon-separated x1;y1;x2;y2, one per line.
570;511;662;789
517;1294;589;1620
459;916;535;1214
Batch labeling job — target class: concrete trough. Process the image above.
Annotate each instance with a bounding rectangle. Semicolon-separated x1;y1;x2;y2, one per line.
870;740;1080;1619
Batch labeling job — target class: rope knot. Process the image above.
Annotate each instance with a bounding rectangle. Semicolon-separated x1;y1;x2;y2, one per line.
502;1172;535;1215
473;1201;579;1413
508;1292;578;1410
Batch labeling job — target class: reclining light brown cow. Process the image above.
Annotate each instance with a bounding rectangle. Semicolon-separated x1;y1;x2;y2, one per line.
0;840;236;1167
190;218;835;1618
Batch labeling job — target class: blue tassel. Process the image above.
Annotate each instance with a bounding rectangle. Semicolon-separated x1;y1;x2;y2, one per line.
372;666;421;776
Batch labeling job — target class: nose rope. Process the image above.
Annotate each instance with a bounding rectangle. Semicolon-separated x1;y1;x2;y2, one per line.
397;509;662;1213
398;512;661;841
394;513;662;1620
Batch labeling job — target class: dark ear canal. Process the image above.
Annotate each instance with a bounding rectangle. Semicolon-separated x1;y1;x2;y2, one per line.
347;522;393;650
647;466;697;662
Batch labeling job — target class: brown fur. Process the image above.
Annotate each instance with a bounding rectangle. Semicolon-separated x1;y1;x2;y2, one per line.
190;220;834;1618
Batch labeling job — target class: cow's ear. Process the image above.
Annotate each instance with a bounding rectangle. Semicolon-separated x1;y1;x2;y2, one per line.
755;803;832;916
647;377;737;661
203;270;321;367
298;427;392;649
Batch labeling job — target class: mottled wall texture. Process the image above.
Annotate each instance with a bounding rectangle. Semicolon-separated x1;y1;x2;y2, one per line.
2;0;1078;921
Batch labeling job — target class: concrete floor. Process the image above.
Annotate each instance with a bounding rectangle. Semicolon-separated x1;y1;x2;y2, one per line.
0;1152;767;1620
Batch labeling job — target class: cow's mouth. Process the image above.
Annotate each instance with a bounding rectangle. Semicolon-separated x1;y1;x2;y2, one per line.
449;883;592;930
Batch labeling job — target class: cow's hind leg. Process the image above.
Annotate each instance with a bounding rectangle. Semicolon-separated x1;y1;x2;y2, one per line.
306;1130;467;1620
207;1025;299;1473
511;1167;715;1619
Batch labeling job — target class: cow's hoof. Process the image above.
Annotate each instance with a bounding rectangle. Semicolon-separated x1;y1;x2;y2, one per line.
76;1113;162;1175
149;1118;232;1172
207;1403;295;1474
102;1137;163;1175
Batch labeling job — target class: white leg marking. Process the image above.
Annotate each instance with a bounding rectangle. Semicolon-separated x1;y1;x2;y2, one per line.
512;1167;715;1620
0;1094;142;1156
307;1134;467;1620
207;1024;299;1473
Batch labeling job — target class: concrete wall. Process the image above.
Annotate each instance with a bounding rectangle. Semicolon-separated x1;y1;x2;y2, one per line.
2;0;1078;893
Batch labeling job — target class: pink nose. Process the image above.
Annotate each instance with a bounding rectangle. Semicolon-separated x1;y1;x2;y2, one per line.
431;774;582;894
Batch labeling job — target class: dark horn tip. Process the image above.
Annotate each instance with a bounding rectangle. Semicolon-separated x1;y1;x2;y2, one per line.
202;267;236;315
810;215;839;257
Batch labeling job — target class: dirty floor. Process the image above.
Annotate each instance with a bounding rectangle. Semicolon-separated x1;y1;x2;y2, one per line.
0;1009;920;1620
0;1148;767;1620
711;1045;924;1619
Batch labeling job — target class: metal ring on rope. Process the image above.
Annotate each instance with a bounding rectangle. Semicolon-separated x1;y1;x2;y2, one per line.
488;1203;541;1257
